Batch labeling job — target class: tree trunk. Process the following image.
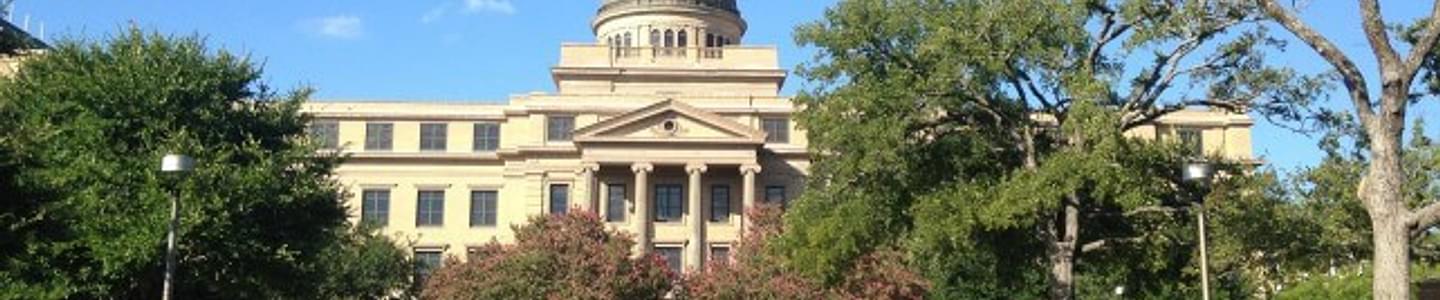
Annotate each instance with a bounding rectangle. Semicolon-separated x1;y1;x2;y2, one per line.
1048;199;1080;300
1366;121;1409;300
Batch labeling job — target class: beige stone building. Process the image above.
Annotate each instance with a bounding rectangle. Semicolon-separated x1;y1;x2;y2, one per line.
301;0;1255;277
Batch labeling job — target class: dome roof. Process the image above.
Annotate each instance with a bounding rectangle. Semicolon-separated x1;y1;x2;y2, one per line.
599;0;739;15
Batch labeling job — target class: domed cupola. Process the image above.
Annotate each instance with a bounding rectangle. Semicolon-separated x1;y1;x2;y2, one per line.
594;0;746;49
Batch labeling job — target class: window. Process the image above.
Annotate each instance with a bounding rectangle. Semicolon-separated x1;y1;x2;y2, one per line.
361;189;390;226
365;123;393;151
710;185;730;222
655;184;684;222
656;246;683;274
420;123;448;151
677;30;688;48
473;123;501;152
664;30;674;47
607;184;627;222
765;185;788;208
1178;128;1204;157
308;122;339;149
546;116;575;142
711;245;731;265
414;250;443;283
650;29;661;47
467;247;488;261
417;191;445;227
549;184;570;215
705;34;715;47
470;191;498;227
762;118;790;143
624;32;633;47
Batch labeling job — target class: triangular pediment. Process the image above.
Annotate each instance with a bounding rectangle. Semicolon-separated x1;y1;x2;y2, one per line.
574;99;766;145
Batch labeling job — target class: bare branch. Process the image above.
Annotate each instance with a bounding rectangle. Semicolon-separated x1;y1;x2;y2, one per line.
1081;236;1146;253
1121;98;1251;130
1408;202;1440;236
1402;3;1440;91
1257;0;1377;125
1358;0;1404;81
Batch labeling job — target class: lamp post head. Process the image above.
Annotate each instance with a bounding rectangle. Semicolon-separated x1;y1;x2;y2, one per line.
1181;161;1215;183
161;154;194;173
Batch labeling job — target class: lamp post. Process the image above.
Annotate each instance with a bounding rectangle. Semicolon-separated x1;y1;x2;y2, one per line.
159;154;193;300
1181;161;1215;300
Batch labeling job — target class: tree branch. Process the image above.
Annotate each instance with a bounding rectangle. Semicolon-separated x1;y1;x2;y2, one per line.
1121;98;1250;130
1401;2;1440;91
1408;201;1440;236
1081;236;1146;253
1258;0;1377;126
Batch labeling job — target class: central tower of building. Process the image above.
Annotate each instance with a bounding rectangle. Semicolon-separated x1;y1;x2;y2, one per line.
594;0;745;47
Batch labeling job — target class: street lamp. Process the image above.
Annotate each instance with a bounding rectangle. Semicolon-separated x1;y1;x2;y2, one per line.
159;154;193;300
1181;160;1215;300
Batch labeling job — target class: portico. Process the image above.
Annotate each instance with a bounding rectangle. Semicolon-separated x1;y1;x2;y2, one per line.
570;99;768;270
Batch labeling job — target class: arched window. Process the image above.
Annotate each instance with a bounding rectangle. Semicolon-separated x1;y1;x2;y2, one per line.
706;34;715;47
677;30;688;48
624;32;633;47
664;30;675;48
650;29;661;47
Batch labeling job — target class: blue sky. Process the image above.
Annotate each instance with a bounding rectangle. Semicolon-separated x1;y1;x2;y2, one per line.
14;1;1440;173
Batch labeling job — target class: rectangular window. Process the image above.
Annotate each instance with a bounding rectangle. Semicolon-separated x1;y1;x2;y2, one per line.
549;184;570;215
470;191;498;227
710;185;731;222
466;247;486;261
420;123;448;151
547;116;575;142
361;189;390;226
417;190;445;227
308;121;339;149
765;185;787;208
711;245;731;265
473;123;501;152
365;123;393;151
606;184;627;222
655;184;684;222
1178;128;1204;157
414;250;443;283
762;118;790;143
656;246;683;274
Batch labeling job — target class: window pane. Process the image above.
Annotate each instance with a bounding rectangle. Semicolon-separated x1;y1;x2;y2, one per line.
607;184;627;222
1178;128;1204;157
414;250;443;283
362;189;390;226
473;123;501;151
547;116;574;142
765;186;787;208
710;185;730;222
711;246;731;265
420;123;448;151
309;122;339;149
417;191;445;226
549;184;570;215
657;247;683;274
365;123;393;151
762;118;789;143
471;191;498;227
655;184;683;222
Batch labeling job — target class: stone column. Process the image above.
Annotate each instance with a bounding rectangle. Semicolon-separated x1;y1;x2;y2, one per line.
739;163;762;236
576;163;599;212
685;163;708;271
631;162;654;255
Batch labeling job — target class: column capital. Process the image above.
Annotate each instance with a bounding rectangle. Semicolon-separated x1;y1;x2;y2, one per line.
631;162;654;173
740;163;762;175
685;163;708;174
577;162;601;174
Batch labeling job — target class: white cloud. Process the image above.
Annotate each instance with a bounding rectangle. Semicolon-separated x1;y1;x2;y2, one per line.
464;0;516;15
303;15;364;39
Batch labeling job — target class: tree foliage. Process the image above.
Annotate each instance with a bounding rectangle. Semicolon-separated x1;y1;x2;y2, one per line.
421;212;675;300
0;27;411;298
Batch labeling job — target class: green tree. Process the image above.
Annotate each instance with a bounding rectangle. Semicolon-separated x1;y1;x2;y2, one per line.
0;28;411;298
1255;1;1440;298
781;1;1317;299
